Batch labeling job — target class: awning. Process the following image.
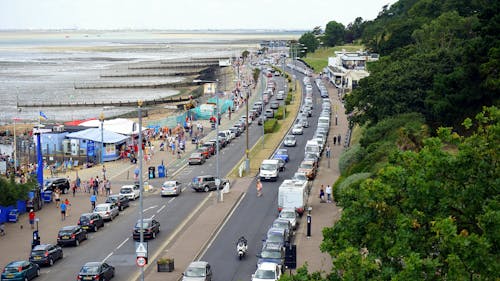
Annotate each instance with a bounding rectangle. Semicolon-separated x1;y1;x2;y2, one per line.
65;128;129;144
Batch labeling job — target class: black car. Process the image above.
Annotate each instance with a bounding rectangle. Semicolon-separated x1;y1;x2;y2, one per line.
57;225;87;247
43;177;70;194
78;213;105;232
105;194;130;211
29;244;63;266
77;262;115;281
133;218;160;240
229;127;241;137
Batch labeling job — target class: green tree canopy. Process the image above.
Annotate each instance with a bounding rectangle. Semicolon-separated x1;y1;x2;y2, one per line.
298;32;320;56
323;21;345;47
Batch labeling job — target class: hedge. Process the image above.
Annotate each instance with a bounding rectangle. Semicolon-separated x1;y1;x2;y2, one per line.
264;119;278;133
285;93;292;105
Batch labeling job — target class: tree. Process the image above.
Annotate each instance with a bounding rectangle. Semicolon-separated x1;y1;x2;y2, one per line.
322;107;500;280
312;26;323;36
298;32;319;56
344;17;364;43
323;21;345;47
241;50;249;63
0;176;35;206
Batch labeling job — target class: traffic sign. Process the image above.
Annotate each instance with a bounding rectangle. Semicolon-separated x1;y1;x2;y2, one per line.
136;256;147;267
136;242;147;257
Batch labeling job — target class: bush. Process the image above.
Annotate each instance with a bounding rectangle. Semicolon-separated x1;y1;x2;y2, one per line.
275;106;286;119
264;119;278;133
338;143;363;175
285;93;292;105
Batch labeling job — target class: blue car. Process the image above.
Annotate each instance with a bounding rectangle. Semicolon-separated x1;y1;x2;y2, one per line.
273;149;289;162
1;261;39;281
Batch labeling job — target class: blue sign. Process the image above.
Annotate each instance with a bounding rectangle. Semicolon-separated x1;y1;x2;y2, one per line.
87;140;95;157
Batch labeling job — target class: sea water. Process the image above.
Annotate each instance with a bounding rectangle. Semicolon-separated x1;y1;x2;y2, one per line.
0;30;299;123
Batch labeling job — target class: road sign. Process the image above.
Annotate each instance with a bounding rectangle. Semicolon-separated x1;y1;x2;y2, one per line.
136;242;147;257
136;256;146;267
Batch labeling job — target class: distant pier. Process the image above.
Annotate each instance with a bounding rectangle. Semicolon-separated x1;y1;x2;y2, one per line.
17;95;193;108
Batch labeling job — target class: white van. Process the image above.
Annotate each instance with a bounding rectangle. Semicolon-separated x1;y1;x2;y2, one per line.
278;179;308;215
304;140;320;158
260;159;280;181
318;116;330;129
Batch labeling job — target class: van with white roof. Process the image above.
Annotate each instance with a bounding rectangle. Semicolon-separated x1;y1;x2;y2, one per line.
259;159;280;181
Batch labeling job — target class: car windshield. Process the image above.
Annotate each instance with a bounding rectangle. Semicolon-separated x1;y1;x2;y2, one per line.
135;222;151;229
261;164;276;170
80;265;99;274
266;234;283;243
300;163;313;169
261;250;282;259
184;267;206;277
163;182;176;188
285;136;294;141
190;153;202;158
273;221;287;229
281;211;295;219
94;206;108;212
79;216;90;222
254;269;276;279
59;229;74;235
294;174;307;181
120;188;132;193
277;149;286;154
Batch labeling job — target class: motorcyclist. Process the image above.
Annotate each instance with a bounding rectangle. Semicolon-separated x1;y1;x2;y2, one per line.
236;236;248;259
237;236;247;246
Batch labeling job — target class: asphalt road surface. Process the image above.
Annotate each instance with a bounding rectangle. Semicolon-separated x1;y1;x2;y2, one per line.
200;64;324;280
35;74;286;280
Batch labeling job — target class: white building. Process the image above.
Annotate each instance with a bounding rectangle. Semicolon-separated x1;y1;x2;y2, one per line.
324;50;379;93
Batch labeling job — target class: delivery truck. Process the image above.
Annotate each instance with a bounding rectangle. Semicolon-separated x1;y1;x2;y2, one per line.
278;179;308;215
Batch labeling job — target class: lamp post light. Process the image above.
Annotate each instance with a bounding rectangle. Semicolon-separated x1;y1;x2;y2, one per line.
245;88;250;174
137;100;145;281
215;81;222;202
99;112;104;165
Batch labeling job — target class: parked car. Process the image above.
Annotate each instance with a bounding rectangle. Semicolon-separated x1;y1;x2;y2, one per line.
105;194;130;211
182;261;212;281
283;135;296;147
57;225;87;246
264;227;290;247
275;158;286;172
291;125;303;135
229;126;241;137
274;149;289;162
1;261;39;281
279;208;298;230
161;180;182;197
272;218;294;238
257;242;285;273
190;175;229;192
77;262;115;281
29;244;63;267
270;101;280;109
43;177;70;194
201;141;216;156
298;160;317;180
189;152;206;165
276;90;285;100
93;203;119;221
78;212;105;232
196;147;211;159
252;262;281;281
119;184;140;200
264;109;274;118
257;116;267;126
133;218;160;240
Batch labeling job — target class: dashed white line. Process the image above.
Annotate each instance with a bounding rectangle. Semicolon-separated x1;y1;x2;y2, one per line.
116;237;129;250
157;205;166;213
168;197;176;203
102;252;113;263
149;215;155;219
142;205;158;212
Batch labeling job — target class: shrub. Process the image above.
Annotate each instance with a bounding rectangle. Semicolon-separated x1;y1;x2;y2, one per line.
338;143;363;175
264;119;278;133
285;93;292;105
275;106;284;119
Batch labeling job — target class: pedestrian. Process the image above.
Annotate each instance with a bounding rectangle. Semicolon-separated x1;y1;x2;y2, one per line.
29;209;35;229
319;188;325;203
93;176;99;195
90;194;97;211
64;198;71;216
72;182;77;197
326;145;331;158
337;134;341;146
54;189;60;208
105;180;111;196
333;136;337;145
0;222;5;236
60;201;67;221
76;175;81;192
326;185;332;203
102;165;106;180
256;179;263;197
134;166;140;181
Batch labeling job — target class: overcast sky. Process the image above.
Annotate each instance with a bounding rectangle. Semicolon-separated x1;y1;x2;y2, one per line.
0;0;397;30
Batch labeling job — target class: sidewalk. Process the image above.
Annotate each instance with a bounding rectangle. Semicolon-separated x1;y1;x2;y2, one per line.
293;81;347;275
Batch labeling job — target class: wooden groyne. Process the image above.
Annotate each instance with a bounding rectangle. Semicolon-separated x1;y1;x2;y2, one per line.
17;96;192;108
74;81;196;90
128;63;216;70
100;70;200;78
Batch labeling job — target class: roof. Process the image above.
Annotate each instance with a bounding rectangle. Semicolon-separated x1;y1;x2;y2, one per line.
79;118;140;135
187;261;209;268
66;127;129;144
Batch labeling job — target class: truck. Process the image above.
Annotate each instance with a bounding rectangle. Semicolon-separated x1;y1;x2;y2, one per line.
278;179;308;215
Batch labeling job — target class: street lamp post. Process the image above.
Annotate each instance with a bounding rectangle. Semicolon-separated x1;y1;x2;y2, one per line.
99;113;104;165
215;83;221;202
137;100;145;281
245;88;250;174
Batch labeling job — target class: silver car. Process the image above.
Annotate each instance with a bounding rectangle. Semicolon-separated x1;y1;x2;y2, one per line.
93;203;119;221
161;181;182;197
182;261;212;281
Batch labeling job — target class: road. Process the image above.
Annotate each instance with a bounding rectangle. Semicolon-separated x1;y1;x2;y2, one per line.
34;73;286;280
201;63;323;280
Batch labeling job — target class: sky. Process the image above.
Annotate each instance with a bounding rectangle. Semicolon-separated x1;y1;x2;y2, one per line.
0;0;397;30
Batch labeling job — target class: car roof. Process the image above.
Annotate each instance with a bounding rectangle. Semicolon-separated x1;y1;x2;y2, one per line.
32;244;52;250
258;262;278;270
6;261;27;267
83;262;102;267
121;185;135;189
267;227;285;235
96;203;112;207
61;225;77;230
187;261;209;268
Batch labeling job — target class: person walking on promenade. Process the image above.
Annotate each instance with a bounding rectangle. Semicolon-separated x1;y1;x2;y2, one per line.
93;176;99;195
134;166;140;181
76;175;81;192
319;188;325;203
64;198;71;216
90;194;97;211
60;201;67;221
105;180;111;196
326;185;332;203
333;136;337;146
72;181;77;197
256;179;263;197
338;134;342;146
54;189;60;208
326;144;331;159
29;209;35;229
102;165;106;180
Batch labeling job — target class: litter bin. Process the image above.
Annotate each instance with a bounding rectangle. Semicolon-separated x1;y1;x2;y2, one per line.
157;165;166;178
8;209;19;222
148;166;156;179
42;191;53;203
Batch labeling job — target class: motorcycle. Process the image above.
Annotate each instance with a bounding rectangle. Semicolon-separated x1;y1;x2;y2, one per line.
236;240;247;260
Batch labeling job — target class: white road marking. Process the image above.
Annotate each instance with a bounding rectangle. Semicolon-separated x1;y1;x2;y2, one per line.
156;205;166;213
142;205;158;213
102;252;113;263
149;215;155;219
116;238;129;250
168;197;176;203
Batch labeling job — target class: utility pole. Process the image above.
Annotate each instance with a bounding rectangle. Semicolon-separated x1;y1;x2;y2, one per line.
138;100;144;281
